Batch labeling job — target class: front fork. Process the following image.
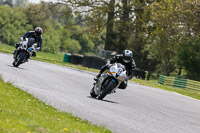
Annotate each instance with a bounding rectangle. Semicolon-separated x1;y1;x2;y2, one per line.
102;78;117;94
13;49;20;59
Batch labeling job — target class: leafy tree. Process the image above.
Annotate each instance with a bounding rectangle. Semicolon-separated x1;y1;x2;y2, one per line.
145;0;200;78
104;0;116;51
0;6;32;45
115;0;156;72
25;2;76;54
59;28;71;52
42;29;61;54
116;0;132;52
83;7;107;53
177;36;200;81
145;0;181;75
25;2;52;30
65;38;81;53
70;25;94;54
59;0;117;51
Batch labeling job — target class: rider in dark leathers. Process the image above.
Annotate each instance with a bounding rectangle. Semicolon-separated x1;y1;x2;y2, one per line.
95;50;136;89
13;27;43;57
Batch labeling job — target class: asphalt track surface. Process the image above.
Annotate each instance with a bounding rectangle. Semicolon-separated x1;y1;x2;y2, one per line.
0;53;200;133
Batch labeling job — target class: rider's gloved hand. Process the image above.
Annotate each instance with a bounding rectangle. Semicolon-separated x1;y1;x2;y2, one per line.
19;37;26;42
19;37;24;42
106;59;111;66
127;75;132;81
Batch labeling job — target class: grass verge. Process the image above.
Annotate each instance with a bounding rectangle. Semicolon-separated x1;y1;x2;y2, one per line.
1;43;200;101
131;78;200;100
0;77;111;133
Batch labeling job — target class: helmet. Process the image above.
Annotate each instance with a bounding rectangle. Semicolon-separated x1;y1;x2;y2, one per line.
122;50;133;63
35;27;43;36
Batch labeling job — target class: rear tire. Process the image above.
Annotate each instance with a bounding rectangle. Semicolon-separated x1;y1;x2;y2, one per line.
97;81;115;100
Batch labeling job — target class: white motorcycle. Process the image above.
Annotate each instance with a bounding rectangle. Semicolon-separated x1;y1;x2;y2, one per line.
90;63;128;100
13;38;38;67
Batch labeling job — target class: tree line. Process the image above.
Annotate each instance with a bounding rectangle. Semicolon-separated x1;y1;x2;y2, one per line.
0;0;200;81
0;1;96;55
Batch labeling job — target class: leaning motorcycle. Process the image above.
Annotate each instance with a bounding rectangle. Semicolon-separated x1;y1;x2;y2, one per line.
90;63;128;100
13;38;37;67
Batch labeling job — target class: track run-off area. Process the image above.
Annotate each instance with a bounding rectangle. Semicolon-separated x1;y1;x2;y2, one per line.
0;53;200;133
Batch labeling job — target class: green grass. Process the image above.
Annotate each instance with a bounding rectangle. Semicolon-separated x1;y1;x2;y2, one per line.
131;78;200;100
0;77;111;133
1;43;200;101
0;43;14;53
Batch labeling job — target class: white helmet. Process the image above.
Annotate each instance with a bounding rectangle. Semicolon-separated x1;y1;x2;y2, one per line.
122;50;133;63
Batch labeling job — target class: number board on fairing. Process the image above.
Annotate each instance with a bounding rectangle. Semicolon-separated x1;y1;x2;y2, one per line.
117;68;123;75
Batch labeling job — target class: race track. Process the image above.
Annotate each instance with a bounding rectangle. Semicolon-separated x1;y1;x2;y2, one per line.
0;53;200;133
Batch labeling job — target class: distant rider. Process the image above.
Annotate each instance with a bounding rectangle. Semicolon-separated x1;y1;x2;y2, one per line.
13;27;43;57
94;50;136;89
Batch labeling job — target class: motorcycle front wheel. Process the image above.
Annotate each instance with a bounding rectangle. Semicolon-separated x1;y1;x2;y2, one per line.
97;80;115;100
90;87;98;98
13;52;26;67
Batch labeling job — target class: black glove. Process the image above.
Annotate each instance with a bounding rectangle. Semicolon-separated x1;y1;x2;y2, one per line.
106;59;111;65
19;37;23;42
23;37;26;41
127;75;132;81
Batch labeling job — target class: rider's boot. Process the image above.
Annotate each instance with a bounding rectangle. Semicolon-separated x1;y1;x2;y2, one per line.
32;52;36;57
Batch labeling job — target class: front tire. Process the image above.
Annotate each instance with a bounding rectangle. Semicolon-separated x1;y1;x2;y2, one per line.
13;52;26;67
90;87;98;98
97;81;115;100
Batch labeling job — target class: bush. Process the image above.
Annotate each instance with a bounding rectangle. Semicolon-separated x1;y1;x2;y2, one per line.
0;6;32;45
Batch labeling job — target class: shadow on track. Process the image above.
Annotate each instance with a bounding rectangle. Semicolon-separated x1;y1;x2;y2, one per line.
6;64;28;70
87;96;119;104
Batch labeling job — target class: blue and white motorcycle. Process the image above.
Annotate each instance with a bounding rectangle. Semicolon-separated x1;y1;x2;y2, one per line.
90;63;128;100
13;38;38;67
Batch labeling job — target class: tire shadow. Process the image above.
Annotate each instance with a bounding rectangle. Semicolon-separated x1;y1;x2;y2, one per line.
87;96;119;104
6;64;28;70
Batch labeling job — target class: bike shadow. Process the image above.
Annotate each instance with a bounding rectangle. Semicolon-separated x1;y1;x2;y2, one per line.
87;96;119;104
7;64;28;70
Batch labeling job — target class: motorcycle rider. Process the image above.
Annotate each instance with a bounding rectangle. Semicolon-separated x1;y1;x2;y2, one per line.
13;27;43;58
94;50;136;89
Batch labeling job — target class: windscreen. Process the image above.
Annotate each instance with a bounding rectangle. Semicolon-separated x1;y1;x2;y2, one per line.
27;38;36;47
117;63;125;71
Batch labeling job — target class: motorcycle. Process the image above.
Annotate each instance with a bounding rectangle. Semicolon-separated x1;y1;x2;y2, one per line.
13;38;38;67
90;63;128;100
